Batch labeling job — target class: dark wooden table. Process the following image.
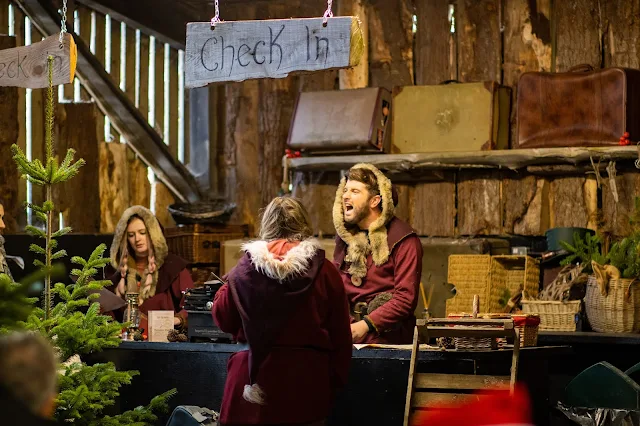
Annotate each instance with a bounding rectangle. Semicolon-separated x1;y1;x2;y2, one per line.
85;342;569;426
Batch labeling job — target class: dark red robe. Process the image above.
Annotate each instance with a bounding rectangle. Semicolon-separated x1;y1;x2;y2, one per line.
334;217;423;344
212;248;352;425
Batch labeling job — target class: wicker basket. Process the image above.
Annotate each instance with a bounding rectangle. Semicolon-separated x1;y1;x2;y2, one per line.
448;313;499;351
489;255;540;312
165;224;250;264
512;314;540;347
585;275;640;333
521;299;581;331
446;255;492;315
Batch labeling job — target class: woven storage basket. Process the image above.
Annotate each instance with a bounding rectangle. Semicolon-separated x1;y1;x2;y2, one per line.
489;255;540;313
446;255;492;315
512;314;540;347
585;275;640;333
448;313;498;351
165;224;250;264
521;299;581;331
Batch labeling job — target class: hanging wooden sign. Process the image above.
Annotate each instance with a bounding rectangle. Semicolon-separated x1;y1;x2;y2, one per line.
0;33;77;89
185;17;364;88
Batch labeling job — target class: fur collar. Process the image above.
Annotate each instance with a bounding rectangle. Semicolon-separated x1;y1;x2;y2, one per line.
332;163;395;286
109;205;168;269
241;239;322;281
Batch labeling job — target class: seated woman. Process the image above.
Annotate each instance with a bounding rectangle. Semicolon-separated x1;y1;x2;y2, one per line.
104;205;193;335
212;196;352;426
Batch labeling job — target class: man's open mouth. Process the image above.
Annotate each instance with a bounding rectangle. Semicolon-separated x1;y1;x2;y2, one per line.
344;203;353;213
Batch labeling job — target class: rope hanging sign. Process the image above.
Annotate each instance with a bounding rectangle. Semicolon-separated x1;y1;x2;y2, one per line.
0;0;76;89
185;0;363;88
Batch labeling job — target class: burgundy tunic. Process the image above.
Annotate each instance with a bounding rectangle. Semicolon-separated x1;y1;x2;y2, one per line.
104;253;193;330
212;251;352;425
334;217;423;344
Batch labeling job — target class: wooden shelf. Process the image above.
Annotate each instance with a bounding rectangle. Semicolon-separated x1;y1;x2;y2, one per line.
287;146;640;175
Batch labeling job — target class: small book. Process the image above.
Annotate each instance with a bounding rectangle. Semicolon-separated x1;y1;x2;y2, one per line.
148;310;174;342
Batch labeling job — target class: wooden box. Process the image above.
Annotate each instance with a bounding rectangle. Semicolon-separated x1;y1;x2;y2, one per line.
287;87;391;155
391;82;511;153
164;224;251;265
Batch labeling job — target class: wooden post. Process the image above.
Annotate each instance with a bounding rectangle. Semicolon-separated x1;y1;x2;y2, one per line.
124;23;136;104
549;176;598;229
223;81;261;228
554;0;601;71
169;48;179;160
154;38;164;140
128;151;151;209
99;142;129;233
415;0;456;85
53;103;100;233
457;171;502;236
138;33;150;121
93;11;106;142
258;77;296;209
78;5;92;101
602;173;640;237
15;9;27;228
0;35;19;233
367;0;414;89
109;16;121;141
338;0;368;89
412;176;456;237
456;0;502;82
503;0;551;147
153;180;176;229
603;1;640;68
503;174;550;236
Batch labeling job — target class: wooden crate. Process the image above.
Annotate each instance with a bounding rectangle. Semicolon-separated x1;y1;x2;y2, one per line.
165;224;251;264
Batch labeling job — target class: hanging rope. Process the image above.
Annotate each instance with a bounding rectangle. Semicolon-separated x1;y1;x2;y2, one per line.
59;0;68;46
322;0;333;26
210;0;221;27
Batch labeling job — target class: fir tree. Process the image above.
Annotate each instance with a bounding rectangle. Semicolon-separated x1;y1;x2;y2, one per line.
9;55;176;424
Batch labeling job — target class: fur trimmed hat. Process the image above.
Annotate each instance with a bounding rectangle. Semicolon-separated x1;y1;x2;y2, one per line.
109;205;169;270
332;163;396;286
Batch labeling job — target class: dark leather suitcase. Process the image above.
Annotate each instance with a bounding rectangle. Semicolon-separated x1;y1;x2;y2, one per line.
516;65;640;148
287;87;391;154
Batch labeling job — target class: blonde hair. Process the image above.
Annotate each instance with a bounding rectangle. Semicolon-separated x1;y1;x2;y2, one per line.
259;197;313;242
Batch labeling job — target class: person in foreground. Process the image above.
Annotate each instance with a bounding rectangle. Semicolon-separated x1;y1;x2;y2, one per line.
0;199;14;281
0;331;59;425
212;196;352;426
333;163;424;344
104;205;193;335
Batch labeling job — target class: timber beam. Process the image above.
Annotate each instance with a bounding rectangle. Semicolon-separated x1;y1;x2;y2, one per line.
15;0;201;203
287;147;640;174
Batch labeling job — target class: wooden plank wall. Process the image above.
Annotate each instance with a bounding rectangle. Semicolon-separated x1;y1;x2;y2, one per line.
211;0;640;239
0;1;191;234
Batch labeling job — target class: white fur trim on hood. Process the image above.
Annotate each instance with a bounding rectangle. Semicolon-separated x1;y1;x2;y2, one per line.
241;239;322;281
332;163;395;286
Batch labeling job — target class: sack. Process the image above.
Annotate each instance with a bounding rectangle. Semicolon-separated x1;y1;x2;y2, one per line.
517;65;640;148
165;405;219;426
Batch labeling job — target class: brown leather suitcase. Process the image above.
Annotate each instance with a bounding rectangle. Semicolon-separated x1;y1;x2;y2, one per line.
516;65;640;148
287;87;391;155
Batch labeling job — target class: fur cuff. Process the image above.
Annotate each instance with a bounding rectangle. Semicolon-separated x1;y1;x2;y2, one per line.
243;383;266;405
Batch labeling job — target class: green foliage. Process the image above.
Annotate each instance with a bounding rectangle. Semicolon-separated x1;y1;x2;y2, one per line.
0;274;38;329
7;55;176;425
605;234;640;279
560;232;606;272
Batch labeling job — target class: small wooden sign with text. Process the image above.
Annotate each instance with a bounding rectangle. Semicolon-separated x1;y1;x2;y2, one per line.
0;33;76;89
185;16;363;88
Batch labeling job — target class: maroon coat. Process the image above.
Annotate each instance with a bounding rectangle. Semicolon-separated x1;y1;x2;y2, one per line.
334;217;423;344
212;242;352;425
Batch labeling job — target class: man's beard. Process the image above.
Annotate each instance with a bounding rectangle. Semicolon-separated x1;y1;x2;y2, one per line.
344;205;369;228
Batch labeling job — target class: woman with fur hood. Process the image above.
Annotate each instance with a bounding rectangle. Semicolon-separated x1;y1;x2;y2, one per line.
212;197;352;426
104;205;194;334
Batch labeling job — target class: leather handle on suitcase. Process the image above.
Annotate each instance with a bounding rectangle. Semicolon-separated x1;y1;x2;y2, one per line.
568;64;596;73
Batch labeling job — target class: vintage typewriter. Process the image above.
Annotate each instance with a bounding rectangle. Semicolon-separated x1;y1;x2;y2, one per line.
183;277;234;343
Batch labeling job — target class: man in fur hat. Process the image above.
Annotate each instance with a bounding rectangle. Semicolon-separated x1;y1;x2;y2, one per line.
333;163;423;344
